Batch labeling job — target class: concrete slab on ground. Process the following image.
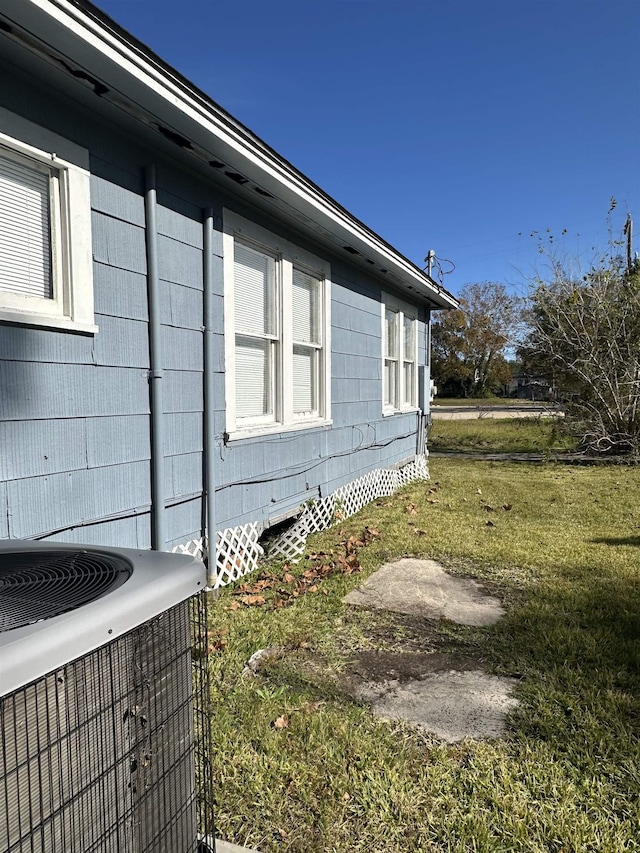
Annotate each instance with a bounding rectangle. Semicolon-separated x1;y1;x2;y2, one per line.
343;557;505;626
359;670;520;743
342;558;519;742
215;840;260;853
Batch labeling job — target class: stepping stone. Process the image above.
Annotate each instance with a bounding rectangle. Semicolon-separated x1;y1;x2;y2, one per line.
343;558;505;626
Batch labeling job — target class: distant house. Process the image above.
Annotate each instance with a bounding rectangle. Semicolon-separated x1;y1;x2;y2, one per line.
0;0;457;585
509;374;555;401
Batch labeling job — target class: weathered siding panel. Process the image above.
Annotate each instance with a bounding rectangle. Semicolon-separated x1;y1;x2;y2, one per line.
91;212;147;274
0;325;95;365
47;516;141;548
93;264;148;322
0;364;149;421
91;172;145;227
164;412;203;456
0;419;87;481
161;326;203;371
93;315;149;368
158;235;203;289
86;415;150;467
165;370;203;414
7;461;151;539
169;452;203;498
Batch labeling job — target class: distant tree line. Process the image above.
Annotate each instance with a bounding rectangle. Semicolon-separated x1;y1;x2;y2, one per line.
431;210;640;457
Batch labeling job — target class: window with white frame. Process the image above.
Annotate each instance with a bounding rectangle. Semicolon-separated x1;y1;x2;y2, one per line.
223;211;331;436
0;107;95;333
383;294;418;412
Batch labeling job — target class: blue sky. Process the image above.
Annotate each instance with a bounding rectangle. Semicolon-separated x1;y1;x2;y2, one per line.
97;0;639;298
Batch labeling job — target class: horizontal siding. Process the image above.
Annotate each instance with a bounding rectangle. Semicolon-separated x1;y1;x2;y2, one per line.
157;201;203;248
167;282;203;330
93;263;148;321
46;515;141;549
0;483;8;538
0;323;95;365
93;315;149;368
332;327;380;358
161;326;203;371
91;211;146;274
91;172;145;227
86;415;150;467
164;412;203;456
332;282;381;316
158;235;203;289
169;452;203;498
166;498;203;545
7;461;151;539
0;363;149;420
164;370;203;414
0;419;87;481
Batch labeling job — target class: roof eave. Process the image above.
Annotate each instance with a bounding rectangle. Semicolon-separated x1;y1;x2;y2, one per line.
3;0;458;309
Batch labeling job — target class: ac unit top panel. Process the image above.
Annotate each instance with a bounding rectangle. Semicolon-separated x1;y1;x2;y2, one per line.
0;541;205;696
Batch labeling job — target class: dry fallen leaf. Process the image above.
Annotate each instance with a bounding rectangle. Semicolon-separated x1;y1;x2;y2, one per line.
484;504;495;512
486;520;496;527
406;503;418;516
229;601;240;611
282;571;295;583
273;715;289;730
427;498;440;504
413;528;427;536
502;503;513;511
476;488;482;495
239;594;266;606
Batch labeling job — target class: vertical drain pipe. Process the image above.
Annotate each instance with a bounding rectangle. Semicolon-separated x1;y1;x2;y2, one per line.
203;209;217;585
145;165;167;550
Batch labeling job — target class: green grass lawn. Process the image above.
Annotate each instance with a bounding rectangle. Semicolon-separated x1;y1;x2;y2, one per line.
428;416;576;454
207;459;640;852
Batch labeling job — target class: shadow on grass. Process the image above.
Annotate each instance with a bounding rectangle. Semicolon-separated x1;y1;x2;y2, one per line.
591;535;640;547
492;569;640;756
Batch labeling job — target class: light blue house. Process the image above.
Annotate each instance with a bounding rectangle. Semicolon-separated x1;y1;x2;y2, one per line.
0;0;457;586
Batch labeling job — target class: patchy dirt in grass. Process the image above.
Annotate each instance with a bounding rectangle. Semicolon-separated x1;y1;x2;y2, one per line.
339;558;519;742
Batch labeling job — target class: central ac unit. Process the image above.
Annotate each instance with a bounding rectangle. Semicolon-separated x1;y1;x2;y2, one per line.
0;540;210;853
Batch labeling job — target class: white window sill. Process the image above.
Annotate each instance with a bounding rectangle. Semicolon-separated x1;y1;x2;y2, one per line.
225;418;333;442
0;308;98;334
382;406;419;417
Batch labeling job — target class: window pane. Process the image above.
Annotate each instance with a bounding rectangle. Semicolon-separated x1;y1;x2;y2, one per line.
403;361;415;406
235;336;274;419
293;345;317;414
234;243;275;336
385;309;397;358
403;315;415;360
384;359;397;408
0;153;52;298
292;269;321;343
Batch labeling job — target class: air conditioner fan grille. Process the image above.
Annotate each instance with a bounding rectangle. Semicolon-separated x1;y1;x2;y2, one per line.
0;550;132;631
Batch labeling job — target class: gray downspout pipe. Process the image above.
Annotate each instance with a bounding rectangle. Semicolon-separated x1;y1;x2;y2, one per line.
145;165;167;550
203;209;217;586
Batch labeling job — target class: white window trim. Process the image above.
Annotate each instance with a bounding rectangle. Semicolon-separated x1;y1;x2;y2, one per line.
382;292;419;415
0;107;96;334
223;209;331;438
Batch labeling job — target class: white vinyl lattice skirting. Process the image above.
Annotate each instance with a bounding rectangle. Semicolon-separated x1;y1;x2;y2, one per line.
173;454;429;587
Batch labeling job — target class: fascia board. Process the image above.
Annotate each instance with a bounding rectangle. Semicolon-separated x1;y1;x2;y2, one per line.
4;0;458;309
